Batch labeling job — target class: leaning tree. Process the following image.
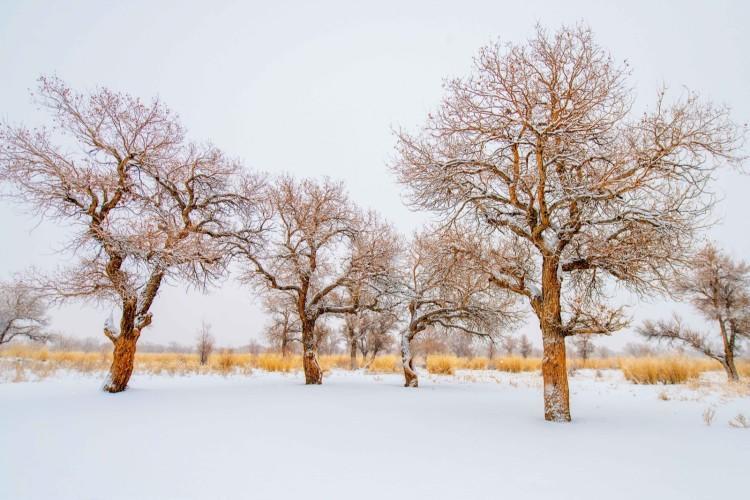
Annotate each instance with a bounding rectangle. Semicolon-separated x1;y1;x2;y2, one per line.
397;228;517;387
227;176;400;384
393;24;744;421
639;245;749;381
0;77;254;392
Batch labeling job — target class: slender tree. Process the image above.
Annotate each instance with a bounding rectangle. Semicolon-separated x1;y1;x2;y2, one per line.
572;334;596;363
397;228;517;387
393;24;744;420
263;293;301;357
518;334;533;359
227;176;400;384
196;322;215;366
0;280;49;345
0;77;255;392
639;245;749;381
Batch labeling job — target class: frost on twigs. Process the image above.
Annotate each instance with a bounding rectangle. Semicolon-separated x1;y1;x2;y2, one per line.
392;23;745;421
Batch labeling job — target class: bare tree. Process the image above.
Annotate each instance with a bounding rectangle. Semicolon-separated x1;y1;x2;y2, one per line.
393;25;744;420
0;280;49;345
397;228;517;387
0;77;253;392
196;321;215;365
639;245;749;381
518;334;533;359
572;335;596;363
263;294;301;357
227;176;400;384
339;272;399;369
357;311;397;366
501;336;517;356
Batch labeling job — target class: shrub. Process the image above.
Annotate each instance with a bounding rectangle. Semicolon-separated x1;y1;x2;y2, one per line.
492;356;541;372
465;357;490;370
367;355;400;373
255;353;300;373
621;357;701;384
426;355;458;375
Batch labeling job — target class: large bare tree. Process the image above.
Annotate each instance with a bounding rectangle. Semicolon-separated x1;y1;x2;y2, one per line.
0;280;49;345
227;176;400;384
639;245;749;381
0;77;253;392
393;25;745;420
397;229;517;387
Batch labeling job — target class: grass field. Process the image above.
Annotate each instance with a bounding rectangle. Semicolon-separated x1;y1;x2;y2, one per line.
1;345;747;385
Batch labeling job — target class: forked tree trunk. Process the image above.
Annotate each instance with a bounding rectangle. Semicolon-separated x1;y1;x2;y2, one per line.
302;321;322;384
536;257;571;422
401;331;418;388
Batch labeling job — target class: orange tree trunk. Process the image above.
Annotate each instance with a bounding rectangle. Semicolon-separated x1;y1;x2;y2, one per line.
535;257;571;422
401;330;418;388
302;321;322;384
104;334;138;393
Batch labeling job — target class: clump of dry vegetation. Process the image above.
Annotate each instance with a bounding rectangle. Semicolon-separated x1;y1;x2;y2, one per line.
621;358;703;385
2;344;747;388
426;355;459;375
491;356;541;373
367;355;400;373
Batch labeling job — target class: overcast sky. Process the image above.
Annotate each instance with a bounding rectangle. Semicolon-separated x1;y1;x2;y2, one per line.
1;0;748;350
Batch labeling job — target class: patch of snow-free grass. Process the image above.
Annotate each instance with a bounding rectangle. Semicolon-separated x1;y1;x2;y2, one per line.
1;370;748;500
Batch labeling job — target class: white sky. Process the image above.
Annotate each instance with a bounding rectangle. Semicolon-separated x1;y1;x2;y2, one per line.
1;0;748;349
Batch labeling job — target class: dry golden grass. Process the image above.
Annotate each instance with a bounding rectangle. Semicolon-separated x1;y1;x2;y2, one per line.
491;356;541;372
621;357;703;384
255;353;301;372
367;354;401;373
426;355;458;375
2;344;748;386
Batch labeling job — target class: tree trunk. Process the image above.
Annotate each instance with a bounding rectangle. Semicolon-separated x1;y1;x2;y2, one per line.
302;320;322;384
718;319;740;382
281;337;288;358
536;257;571;422
103;304;141;393
722;354;740;382
349;338;358;370
104;334;138;392
401;331;418;388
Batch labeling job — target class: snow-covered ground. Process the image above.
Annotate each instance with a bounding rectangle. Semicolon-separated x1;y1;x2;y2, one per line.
1;369;748;500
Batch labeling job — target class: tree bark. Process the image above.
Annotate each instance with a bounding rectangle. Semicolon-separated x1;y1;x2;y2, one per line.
104;334;138;392
103;304;140;393
349;338;358;370
536;257;571;422
281;337;288;358
721;355;740;382
401;331;418;388
718;319;740;382
302;320;322;384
